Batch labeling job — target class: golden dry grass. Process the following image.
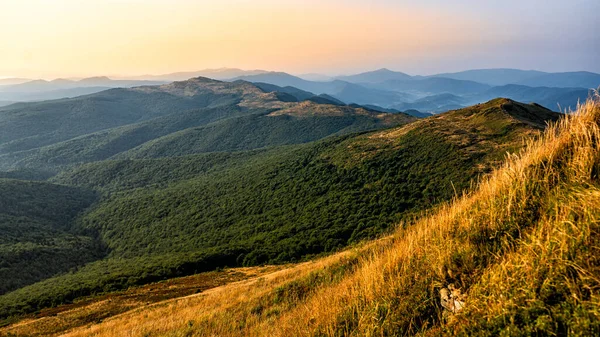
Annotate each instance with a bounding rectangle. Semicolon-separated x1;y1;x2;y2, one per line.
0;266;282;337
6;95;599;337
54;248;370;337
267;101;416;127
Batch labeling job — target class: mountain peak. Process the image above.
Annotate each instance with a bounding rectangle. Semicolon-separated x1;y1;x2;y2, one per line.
449;97;561;129
26;79;50;84
134;76;296;110
79;76;112;83
50;78;74;84
336;68;412;83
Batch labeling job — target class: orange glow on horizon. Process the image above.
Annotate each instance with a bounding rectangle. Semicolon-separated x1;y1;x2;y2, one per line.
0;0;511;78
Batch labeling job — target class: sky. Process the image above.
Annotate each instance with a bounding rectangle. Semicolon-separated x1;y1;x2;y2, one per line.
0;0;598;79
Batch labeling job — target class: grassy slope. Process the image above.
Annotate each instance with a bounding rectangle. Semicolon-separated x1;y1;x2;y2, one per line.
0;99;559;321
0;266;284;337
46;94;600;337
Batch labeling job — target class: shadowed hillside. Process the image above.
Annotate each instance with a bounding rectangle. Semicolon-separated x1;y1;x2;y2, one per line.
0;179;99;295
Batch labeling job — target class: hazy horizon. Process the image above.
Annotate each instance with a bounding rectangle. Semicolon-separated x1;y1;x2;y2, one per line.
1;0;598;79
2;66;600;82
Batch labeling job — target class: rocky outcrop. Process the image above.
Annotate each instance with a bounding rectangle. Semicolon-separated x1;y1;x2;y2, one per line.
440;284;465;316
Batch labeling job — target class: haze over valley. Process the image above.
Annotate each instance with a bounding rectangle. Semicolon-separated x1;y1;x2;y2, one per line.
1;67;597;113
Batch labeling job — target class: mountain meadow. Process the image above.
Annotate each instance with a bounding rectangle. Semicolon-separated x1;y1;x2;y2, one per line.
0;75;598;337
24;89;597;337
2;0;600;333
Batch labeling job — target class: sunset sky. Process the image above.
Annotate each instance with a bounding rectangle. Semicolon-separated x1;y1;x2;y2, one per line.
0;0;598;79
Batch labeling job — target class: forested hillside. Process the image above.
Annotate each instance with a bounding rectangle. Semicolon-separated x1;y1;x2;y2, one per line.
0;98;560;321
0;78;414;172
0;179;99;295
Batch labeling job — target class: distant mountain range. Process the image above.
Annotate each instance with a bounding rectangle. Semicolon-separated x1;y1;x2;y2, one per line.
0;78;31;86
474;85;593;111
229;68;598;112
335;68;412;83
2;67;597;112
391;93;467;113
427;69;548;86
124;68;269;82
296;73;333;82
0;70;270;103
515;71;600;88
231;72;416;107
343;68;600;88
0;77;415;171
367;77;491;96
0;62;596;336
0;77;165;92
0;77;166;103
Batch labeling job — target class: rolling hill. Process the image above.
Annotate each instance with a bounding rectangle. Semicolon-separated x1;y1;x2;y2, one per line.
516;71;600;88
0;98;560;321
126;68;269;82
0;83;240;154
332;82;414;105
0;105;261;170
0;77;168;102
0;77;289;155
116;102;413;160
232;72;327;92
231;70;595;112
0;86;116;103
371;77;491;96
0;179;100;295
335;68;412;83
475;85;592;111
0;78;416;172
297;73;333;81
12;90;598;337
429;68;548;86
231;72;415;106
0;77;165;92
381;85;591;113
252;82;316;101
0;78;31;86
391;93;468;113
